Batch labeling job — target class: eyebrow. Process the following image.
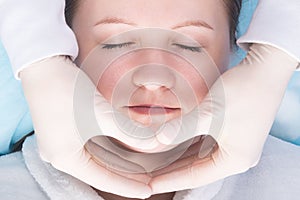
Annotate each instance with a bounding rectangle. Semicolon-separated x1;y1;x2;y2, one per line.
171;20;214;30
94;17;214;30
94;17;137;26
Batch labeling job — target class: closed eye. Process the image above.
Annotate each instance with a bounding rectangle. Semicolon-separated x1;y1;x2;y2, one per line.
102;42;135;49
173;43;202;52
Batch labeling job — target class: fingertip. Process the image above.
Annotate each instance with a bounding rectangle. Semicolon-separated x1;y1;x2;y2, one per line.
136;186;152;199
112;183;152;199
149;179;170;195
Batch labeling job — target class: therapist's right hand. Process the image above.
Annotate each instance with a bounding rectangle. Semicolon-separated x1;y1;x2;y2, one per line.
19;56;153;199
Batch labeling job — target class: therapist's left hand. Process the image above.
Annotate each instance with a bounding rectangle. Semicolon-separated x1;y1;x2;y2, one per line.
149;44;298;194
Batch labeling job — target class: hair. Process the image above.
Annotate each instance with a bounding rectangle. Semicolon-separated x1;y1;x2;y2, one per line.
64;0;242;47
65;0;79;26
222;0;243;47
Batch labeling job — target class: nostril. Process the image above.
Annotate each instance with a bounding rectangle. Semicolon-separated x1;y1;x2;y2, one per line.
132;65;176;89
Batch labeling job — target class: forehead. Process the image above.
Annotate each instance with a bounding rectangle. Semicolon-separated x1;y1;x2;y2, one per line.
75;0;228;30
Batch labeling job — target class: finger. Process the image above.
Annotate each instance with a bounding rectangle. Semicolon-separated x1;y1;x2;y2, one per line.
177;135;217;160
150;144;252;195
152;153;210;177
86;140;152;184
52;150;152;199
91;156;152;185
85;139;146;173
150;155;222;194
152;136;216;177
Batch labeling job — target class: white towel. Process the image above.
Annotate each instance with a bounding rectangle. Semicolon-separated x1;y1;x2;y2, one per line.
22;135;103;200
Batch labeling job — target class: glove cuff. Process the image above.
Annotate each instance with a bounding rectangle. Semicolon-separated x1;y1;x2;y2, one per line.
0;0;78;78
237;0;300;70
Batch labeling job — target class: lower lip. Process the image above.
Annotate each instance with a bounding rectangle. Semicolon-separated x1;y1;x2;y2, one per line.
128;106;180;115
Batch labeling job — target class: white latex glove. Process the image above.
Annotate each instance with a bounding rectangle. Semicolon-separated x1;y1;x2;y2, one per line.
20;56;152;198
150;44;299;194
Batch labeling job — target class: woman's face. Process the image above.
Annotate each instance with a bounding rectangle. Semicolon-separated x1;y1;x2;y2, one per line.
72;0;231;128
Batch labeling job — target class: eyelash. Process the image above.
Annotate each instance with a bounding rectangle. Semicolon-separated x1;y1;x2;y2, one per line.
173;43;202;52
102;42;202;52
102;42;135;49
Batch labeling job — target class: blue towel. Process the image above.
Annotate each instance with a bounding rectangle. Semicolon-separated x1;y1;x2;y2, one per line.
0;42;33;155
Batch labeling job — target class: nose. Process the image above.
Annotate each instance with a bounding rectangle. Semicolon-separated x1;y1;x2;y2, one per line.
132;65;176;90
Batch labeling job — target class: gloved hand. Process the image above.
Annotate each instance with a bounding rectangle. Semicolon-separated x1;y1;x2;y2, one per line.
150;44;299;194
20;57;153;198
149;0;300;193
0;0;152;198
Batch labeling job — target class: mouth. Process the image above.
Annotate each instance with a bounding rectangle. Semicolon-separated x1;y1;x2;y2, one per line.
126;105;181;115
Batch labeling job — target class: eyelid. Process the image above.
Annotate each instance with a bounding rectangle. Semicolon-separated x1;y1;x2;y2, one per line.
172;43;203;52
101;41;136;49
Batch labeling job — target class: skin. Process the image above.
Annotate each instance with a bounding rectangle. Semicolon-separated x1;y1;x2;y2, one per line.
71;0;231;199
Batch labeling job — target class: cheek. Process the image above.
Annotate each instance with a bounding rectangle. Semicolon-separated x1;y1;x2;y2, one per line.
211;42;231;73
185;73;209;104
211;31;231;72
97;62;128;101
